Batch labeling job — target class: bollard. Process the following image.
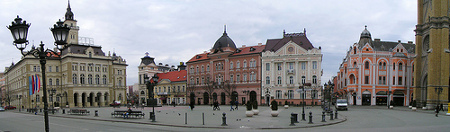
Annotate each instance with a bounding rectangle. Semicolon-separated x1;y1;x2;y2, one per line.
221;112;227;126
95;110;98;117
291;113;299;123
290;115;296;126
185;113;187;124
308;112;313;124
322;111;326;122
202;112;205;125
335;110;338;119
63;109;65;114
40;109;42;113
330;111;334;120
301;112;306;121
150;112;156;122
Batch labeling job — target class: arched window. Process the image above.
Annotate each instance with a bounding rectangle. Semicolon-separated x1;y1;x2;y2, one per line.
266;76;270;84
379;62;382;69
277;76;282;84
72;74;77;84
230;62;234;69
49;78;53;86
103;75;107;84
237;61;240;69
80;74;85;84
301;76;306;84
353;62;357;68
56;79;59;85
353;47;356;54
399;62;403;70
95;75;100;84
243;61;247;68
383;62;386;70
393;63;396;70
88;74;93;84
312;75;317;84
365;61;369;69
289;76;294;84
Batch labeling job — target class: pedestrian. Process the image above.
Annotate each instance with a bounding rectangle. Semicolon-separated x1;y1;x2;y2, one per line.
230;101;234;111
190;102;195;110
124;108;132;119
435;105;439;117
235;100;239;110
439;103;444;112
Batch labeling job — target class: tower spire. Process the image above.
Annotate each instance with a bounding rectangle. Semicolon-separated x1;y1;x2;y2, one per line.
65;0;74;20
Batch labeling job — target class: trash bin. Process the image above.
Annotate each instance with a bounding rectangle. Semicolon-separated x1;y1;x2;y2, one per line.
291;113;298;123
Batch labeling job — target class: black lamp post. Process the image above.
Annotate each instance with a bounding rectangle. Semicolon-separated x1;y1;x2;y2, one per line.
145;74;159;122
435;86;443;107
18;95;22;112
8;16;69;132
299;84;306;121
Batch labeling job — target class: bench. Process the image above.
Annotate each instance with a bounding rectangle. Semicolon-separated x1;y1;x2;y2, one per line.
68;109;90;115
111;110;145;118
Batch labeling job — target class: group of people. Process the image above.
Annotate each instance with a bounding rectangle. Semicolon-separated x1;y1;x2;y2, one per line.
230;100;239;111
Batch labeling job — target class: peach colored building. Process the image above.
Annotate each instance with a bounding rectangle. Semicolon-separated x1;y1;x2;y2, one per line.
187;29;264;105
336;26;415;106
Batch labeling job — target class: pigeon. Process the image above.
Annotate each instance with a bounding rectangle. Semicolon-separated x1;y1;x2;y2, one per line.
178;113;181;116
213;113;215;115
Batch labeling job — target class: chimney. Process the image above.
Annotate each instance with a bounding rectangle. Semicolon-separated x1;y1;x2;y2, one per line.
374;38;380;42
258;43;262;46
408;41;413;44
242;45;246;48
398;40;401;43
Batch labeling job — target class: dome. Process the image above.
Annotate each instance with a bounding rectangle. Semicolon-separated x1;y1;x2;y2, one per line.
212;26;237;51
360;25;371;38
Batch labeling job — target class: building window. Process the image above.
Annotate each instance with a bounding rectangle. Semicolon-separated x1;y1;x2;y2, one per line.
49;78;53;85
288;62;294;69
313;61;317;69
56;66;59;72
80;74;85;84
277;76;282;84
312;75;317;84
88;74;93;84
103;75;107;84
383;62;386;70
236;61;240;69
230;62;233;69
201;66;204;72
243;74;247;82
207;65;210;72
95;75;100;84
266;63;270;71
288;90;294;99
56;79;59;85
243;61;247;68
365;61;369;69
266;76;270;84
277;63;282;71
399;63;403;71
276;90;282;99
301;76;306;84
378;76;382;85
364;76;369;84
393;63;396;70
236;75;240;83
48;66;52;72
289;76;294;84
196;66;199;73
393;77;396;85
72;74;77;84
230;75;234;83
301;62;306;70
398;77;403;85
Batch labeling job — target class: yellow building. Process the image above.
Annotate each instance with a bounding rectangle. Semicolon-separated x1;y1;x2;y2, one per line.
414;0;450;109
153;70;187;105
4;2;127;109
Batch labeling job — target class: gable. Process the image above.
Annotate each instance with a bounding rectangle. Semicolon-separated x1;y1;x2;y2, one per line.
275;41;307;55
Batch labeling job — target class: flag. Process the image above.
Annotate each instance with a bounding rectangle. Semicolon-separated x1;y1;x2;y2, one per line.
36;74;41;93
29;76;32;95
34;74;39;94
31;75;35;94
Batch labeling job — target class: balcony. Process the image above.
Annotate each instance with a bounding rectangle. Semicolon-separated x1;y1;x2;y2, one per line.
287;69;295;74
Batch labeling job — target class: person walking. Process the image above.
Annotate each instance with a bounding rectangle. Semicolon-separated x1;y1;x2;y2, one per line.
439;103;444;112
235;100;239;110
190;102;195;110
435;105;440;117
230;101;235;111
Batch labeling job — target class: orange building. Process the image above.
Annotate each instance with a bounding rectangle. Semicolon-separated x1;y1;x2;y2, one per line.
187;28;264;105
336;26;415;106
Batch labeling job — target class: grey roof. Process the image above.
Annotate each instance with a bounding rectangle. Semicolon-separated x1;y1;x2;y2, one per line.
61;44;105;56
264;32;314;52
212;30;237;52
371;41;415;53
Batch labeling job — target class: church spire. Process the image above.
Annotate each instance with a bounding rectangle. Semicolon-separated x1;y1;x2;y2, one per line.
65;0;74;20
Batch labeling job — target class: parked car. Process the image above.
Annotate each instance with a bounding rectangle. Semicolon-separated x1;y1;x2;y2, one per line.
335;99;348;111
4;105;16;110
0;107;5;111
110;101;121;107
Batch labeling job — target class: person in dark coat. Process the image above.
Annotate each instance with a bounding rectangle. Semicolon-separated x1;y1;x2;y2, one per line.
439;103;444;111
190;102;195;110
235;100;239;110
435;105;440;117
230;101;234;111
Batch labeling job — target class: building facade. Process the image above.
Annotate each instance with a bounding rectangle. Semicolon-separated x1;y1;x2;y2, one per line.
4;2;127;109
336;26;415;106
261;30;323;105
414;0;450;109
187;28;264;105
153;70;187;105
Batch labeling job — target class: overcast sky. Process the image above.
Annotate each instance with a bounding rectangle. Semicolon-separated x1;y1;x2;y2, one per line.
0;0;417;86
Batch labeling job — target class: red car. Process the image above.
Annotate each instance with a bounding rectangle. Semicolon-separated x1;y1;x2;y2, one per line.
4;105;16;110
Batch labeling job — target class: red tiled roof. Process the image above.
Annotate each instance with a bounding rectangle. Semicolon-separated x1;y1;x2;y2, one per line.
156;70;187;82
187;45;265;63
46;52;61;57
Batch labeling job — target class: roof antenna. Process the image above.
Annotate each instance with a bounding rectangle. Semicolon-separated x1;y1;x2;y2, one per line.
224;25;227;33
304;28;306;35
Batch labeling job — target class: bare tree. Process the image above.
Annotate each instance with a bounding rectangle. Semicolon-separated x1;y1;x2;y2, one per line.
186;84;197;103
202;80;216;105
221;80;236;101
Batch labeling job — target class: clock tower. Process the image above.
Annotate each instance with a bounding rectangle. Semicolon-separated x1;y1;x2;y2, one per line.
414;0;450;109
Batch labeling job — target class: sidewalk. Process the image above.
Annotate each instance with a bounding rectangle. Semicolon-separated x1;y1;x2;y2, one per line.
14;105;346;129
348;105;450;116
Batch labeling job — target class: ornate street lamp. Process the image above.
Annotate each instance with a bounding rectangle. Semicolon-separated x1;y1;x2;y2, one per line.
7;16;69;132
145;74;159;122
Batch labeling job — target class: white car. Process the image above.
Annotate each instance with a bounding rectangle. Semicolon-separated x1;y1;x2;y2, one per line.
335;99;348;111
0;107;5;112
